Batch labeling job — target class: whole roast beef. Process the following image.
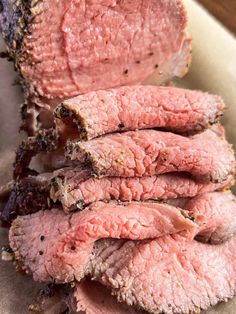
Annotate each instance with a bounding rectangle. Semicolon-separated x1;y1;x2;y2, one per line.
0;0;190;100
0;0;192;135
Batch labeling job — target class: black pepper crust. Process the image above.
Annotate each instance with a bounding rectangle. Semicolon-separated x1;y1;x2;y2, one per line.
55;104;89;141
0;1;46;136
1;175;51;224
0;0;42;61
14;128;59;179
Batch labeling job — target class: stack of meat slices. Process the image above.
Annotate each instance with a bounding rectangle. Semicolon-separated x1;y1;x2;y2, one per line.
0;1;236;314
3;85;236;314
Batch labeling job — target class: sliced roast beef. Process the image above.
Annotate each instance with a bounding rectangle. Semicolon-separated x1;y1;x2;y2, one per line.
91;235;236;314
70;279;144;314
9;211;236;313
9;191;236;284
51;167;234;212
14;121;231;182
10;200;199;282
0;0;190;101
66;128;235;182
55;86;225;140
188;191;236;244
30;280;143;313
3;169;232;220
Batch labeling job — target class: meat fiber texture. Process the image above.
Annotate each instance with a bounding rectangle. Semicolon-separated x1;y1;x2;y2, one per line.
91;235;236;314
9;200;199;282
66;128;235;183
13;88;227;179
2;167;233;221
0;0;192;136
51;167;234;212
70;280;144;314
9;192;236;313
55;86;225;140
9;191;236;283
2;165;234;220
0;0;191;102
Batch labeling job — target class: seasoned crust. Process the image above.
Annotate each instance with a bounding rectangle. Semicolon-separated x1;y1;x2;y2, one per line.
0;1;47;136
0;0;41;61
1;175;51;224
14;128;59;179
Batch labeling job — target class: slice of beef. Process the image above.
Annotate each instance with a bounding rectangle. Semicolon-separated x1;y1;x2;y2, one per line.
51;167;234;212
9;200;198;282
9;216;236;313
69;279;144;314
9;191;236;284
91;235;236;314
1;173;51;224
3;168;232;221
188;191;236;244
55;86;225;140
0;0;190;101
66;128;235;183
15;118;229;183
30;280;144;314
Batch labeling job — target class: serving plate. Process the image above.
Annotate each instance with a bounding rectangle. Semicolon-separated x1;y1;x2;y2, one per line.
0;0;236;312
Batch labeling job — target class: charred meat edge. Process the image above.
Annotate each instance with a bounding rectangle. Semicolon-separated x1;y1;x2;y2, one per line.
14;128;59;179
